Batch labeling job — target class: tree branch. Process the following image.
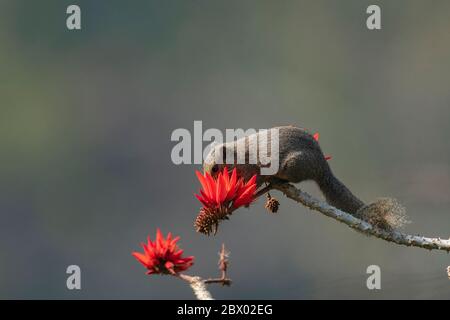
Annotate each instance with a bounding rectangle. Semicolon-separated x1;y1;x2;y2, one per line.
270;182;450;252
177;274;214;300
177;244;232;300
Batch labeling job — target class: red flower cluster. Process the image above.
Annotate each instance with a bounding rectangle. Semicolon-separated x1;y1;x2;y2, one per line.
194;167;257;235
132;229;194;275
195;167;257;210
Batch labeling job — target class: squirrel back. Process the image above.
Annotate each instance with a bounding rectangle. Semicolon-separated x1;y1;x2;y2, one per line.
203;125;407;230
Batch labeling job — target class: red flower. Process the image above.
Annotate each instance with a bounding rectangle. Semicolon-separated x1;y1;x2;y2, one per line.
313;132;320;141
195;167;257;210
132;229;194;275
194;168;258;235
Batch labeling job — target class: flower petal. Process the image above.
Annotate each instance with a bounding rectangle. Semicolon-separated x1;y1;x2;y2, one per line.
132;230;194;275
132;252;149;267
196;170;212;198
313;132;319;141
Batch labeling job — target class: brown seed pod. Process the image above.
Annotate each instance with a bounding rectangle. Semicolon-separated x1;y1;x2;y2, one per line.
265;194;280;213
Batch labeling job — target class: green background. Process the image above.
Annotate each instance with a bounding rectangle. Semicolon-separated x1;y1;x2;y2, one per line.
1;0;450;298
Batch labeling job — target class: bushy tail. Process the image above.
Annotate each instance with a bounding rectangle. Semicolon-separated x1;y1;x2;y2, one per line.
356;198;409;231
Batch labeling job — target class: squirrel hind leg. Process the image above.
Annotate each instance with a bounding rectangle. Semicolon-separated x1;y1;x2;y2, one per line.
356;198;409;231
277;151;311;183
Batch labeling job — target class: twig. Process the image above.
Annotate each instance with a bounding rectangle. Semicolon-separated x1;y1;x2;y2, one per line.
177;244;232;300
270;182;450;252
205;244;232;286
254;183;273;198
204;278;232;285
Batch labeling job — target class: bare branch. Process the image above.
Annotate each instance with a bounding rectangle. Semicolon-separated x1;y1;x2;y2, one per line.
204;278;232;286
271;182;450;252
177;244;232;300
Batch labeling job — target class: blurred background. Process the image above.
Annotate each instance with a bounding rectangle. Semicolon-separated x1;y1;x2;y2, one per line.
1;0;450;299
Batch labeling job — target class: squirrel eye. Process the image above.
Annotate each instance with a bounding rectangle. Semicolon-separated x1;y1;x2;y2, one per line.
211;164;219;173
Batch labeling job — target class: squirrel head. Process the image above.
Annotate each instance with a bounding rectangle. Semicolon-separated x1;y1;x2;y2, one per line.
203;144;228;178
203;143;262;184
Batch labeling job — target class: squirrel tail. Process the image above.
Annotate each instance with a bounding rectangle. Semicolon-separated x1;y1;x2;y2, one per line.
318;170;409;231
356;198;409;231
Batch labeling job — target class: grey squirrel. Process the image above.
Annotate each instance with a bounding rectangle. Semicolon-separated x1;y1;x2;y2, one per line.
203;125;407;230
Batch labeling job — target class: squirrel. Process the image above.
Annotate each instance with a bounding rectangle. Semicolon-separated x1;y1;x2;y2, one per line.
203;125;407;230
